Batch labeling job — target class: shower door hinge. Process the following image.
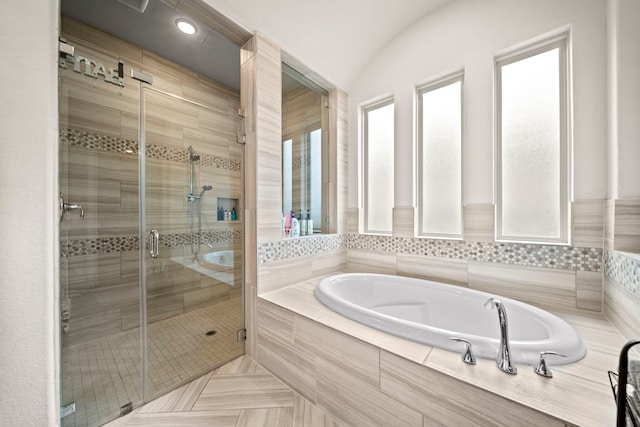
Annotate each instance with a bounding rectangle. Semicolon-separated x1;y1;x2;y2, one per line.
58;38;75;57
235;131;246;145
61;402;76;419
131;69;153;85
236;328;247;342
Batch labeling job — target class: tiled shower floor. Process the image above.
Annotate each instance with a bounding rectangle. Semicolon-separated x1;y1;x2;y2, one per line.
61;297;244;427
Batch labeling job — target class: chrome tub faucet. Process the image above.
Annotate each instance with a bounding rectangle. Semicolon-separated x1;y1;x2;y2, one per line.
484;297;517;374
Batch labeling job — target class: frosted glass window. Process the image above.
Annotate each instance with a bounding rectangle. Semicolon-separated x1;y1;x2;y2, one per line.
418;76;463;237
282;138;292;213
363;100;394;234
497;37;569;243
309;128;322;231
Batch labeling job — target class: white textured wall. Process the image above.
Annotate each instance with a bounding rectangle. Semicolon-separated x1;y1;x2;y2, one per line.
0;1;59;425
348;0;607;208
608;0;640;199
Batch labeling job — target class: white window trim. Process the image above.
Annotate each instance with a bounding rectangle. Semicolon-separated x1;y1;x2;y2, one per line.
494;32;572;244
361;96;394;235
415;70;464;239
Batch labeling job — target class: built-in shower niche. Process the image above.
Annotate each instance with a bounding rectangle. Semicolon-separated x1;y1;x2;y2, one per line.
217;197;239;221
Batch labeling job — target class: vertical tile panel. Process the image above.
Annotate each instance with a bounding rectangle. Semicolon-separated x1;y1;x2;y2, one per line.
311;249;347;277
315;352;422;427
576;270;603;312
254;35;283;243
335;90;349;235
380;351;564;427
614;199;640;253
604;275;640;341
463;203;495;242
299;317;380;388
396;254;468;287
259;258;315;294
347;208;360;234
393;206;415;238
256;300;317;402
346;249;397;274
572;200;604;248
604;199;615;250
468;262;576;312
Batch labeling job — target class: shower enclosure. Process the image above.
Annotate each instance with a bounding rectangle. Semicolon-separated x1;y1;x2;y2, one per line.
58;17;244;427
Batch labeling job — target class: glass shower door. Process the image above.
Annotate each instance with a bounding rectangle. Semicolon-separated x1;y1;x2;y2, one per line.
59;28;245;427
59;43;143;426
142;87;245;401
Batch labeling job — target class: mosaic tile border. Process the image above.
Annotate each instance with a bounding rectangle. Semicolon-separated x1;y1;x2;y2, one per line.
62;229;242;257
258;233;603;272
258;234;346;264
348;234;602;272
60;128;241;172
604;250;640;299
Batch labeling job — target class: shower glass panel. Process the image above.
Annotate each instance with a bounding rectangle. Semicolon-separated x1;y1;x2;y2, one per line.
142;87;245;401
59;43;143;426
59;18;245;427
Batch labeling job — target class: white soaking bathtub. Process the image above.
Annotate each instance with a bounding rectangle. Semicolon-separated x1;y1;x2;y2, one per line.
315;273;586;365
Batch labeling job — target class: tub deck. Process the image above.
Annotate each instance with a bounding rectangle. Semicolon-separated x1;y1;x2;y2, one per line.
259;272;623;426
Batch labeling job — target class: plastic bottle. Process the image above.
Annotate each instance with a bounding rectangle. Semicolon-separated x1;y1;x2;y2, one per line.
291;210;300;237
231;206;237;221
299;208;307;235
283;213;292;237
306;210;313;235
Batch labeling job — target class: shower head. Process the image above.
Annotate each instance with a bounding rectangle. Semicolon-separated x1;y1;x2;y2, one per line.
187;145;201;162
199;185;213;198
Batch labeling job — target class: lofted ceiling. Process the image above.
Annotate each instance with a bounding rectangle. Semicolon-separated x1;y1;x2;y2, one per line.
204;0;452;90
61;0;452;91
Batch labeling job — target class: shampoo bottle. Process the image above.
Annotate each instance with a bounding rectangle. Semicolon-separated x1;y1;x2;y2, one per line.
291;210;300;237
299;208;307;235
306;210;313;235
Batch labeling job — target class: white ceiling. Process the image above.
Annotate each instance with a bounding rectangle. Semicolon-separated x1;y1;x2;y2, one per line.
204;0;452;90
61;0;452;92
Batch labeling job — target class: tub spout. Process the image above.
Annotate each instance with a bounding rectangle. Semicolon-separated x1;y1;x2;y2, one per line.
484;297;517;374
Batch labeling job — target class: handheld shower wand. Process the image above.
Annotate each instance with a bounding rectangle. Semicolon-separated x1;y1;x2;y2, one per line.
199;185;213;197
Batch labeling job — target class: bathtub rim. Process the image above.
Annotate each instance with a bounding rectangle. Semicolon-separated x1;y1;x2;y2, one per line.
315;272;587;365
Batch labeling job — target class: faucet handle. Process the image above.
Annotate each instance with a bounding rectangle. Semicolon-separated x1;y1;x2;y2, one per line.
534;351;566;378
450;337;476;365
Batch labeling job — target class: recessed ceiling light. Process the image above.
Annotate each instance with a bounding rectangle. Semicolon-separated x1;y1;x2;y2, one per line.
176;18;197;35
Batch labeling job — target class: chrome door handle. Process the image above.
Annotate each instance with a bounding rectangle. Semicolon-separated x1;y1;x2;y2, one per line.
60;193;85;222
149;230;160;258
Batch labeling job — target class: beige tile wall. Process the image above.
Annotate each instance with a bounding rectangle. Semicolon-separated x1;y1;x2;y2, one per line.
60;17;243;345
612;198;640;253
572;200;605;248
602;197;640;340
337;200;607;315
256;298;568;427
463;203;495;242
329;89;349;235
